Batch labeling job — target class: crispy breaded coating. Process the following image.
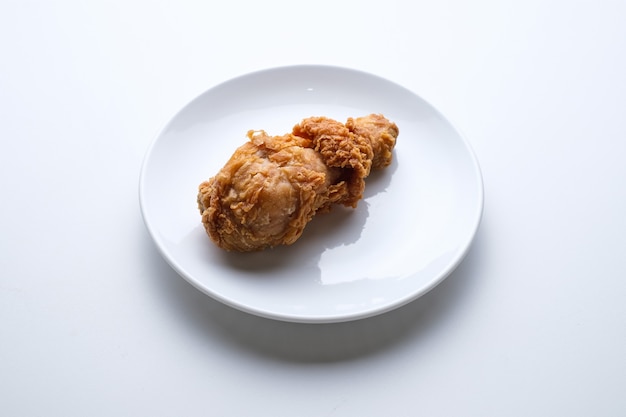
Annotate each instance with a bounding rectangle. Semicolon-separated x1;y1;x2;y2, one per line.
197;114;398;251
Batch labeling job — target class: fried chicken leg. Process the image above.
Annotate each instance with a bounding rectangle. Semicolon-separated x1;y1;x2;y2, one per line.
197;114;398;251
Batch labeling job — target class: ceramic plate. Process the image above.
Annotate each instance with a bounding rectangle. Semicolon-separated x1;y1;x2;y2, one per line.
139;65;483;323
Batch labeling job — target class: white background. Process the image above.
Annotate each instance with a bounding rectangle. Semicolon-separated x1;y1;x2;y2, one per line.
2;1;625;416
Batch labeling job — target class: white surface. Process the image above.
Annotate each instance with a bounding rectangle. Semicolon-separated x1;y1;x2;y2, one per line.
140;65;483;323
1;0;625;415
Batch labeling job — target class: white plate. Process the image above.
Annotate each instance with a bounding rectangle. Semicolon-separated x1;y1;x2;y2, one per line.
139;65;483;323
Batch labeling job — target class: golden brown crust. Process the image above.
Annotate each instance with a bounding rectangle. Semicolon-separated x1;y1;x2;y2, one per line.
346;113;398;170
197;114;398;251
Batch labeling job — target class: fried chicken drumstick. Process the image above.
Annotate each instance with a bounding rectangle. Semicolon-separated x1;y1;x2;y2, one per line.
197;114;399;251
